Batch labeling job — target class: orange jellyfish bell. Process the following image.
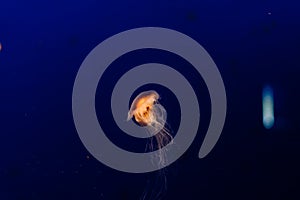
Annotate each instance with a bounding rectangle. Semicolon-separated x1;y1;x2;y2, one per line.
127;90;159;126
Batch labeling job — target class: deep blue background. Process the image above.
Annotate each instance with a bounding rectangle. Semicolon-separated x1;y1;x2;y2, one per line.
1;0;300;199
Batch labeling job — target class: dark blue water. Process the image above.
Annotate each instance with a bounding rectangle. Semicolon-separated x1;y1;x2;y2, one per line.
1;0;300;199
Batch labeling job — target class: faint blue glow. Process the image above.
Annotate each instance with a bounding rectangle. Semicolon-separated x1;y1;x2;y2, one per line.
263;86;274;129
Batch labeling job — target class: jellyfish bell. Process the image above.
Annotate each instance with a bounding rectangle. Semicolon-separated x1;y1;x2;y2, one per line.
127;90;168;134
127;90;159;126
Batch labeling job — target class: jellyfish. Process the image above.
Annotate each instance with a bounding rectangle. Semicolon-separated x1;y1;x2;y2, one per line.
127;90;173;166
127;90;173;200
